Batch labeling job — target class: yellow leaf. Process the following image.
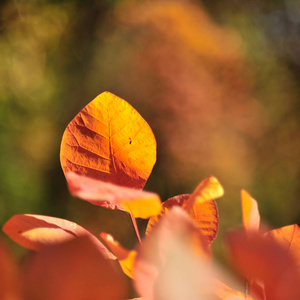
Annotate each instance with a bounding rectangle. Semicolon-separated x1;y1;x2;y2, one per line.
241;189;260;232
183;176;224;211
100;233;137;278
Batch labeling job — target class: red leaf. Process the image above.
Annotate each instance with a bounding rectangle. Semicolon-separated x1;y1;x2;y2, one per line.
228;230;300;300
0;239;21;300
267;224;300;273
21;236;128;300
2;214;114;259
66;171;161;218
60;92;156;189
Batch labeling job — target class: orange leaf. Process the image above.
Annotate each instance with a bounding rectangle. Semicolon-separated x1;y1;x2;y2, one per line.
0;239;21;300
67;172;161;218
187;199;219;245
241;189;260;232
134;207;210;299
146;194;219;244
2;214;114;259
228;230;300;300
60;91;156;189
267;224;300;272
100;233;137;278
21;236;128;300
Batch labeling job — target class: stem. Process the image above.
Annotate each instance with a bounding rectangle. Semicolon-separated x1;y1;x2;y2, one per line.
130;213;141;244
245;279;249;299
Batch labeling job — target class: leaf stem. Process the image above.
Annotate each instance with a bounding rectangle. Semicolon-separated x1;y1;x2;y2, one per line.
245;279;249;299
130;213;141;244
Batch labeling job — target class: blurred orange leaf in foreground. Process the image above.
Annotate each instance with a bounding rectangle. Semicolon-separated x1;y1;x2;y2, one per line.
228;229;300;300
134;207;211;300
60;91;156;189
0;240;20;300
214;280;253;300
66;171;161;218
21;236;128;300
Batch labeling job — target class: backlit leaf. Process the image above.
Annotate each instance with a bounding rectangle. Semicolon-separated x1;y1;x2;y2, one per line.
67;171;161;218
2;214;114;259
241;190;260;232
267;224;300;272
60;91;156;189
187;199;219;245
183;176;224;210
21;236;128;300
146;194;218;244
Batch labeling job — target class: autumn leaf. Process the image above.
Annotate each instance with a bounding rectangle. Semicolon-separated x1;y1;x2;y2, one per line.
146;194;219;245
183;176;224;210
134;207;211;299
66;171;161;218
241;189;260;232
184;176;223;244
146;176;223;244
100;233;137;278
60;91;156;189
2;214;114;259
267;224;300;273
227;229;300;300
186;200;219;245
21;236;128;300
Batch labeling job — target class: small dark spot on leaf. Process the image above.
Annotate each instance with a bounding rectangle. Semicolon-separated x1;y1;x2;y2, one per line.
129;137;132;145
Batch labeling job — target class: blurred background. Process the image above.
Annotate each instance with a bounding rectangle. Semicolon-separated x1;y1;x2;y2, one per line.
0;0;300;260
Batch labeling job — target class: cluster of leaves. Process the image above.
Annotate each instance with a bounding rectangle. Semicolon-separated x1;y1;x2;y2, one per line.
1;92;300;299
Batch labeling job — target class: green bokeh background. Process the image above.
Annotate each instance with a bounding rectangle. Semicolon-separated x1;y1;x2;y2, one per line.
0;0;300;260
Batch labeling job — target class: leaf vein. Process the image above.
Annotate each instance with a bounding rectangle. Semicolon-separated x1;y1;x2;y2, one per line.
65;143;111;161
64;157;113;174
73;123;109;140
